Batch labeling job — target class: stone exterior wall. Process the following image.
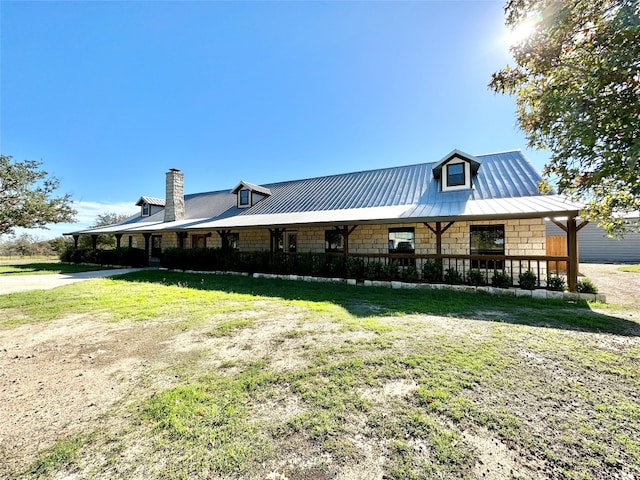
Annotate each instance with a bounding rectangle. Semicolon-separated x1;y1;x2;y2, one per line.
149;218;546;257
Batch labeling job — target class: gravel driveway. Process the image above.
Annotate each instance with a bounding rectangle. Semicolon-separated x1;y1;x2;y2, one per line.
0;268;149;294
579;263;640;309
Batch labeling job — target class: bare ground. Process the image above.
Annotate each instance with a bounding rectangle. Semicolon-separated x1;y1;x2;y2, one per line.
1;263;639;479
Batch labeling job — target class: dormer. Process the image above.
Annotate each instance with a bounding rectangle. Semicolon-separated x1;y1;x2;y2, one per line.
135;196;165;217
432;149;481;192
231;181;272;208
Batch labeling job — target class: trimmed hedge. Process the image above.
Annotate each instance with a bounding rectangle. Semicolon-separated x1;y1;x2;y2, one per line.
61;247;147;267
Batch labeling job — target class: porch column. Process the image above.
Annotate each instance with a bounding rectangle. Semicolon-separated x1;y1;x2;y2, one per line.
73;235;79;249
115;233;123;249
143;233;152;262
217;230;231;251
176;232;188;249
336;225;358;256
91;234;98;250
268;228;285;253
551;216;588;293
424;221;455;257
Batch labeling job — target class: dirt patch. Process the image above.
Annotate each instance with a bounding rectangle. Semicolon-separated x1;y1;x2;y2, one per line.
579;263;640;309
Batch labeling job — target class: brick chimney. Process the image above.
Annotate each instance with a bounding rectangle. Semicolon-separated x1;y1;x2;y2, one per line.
164;168;185;222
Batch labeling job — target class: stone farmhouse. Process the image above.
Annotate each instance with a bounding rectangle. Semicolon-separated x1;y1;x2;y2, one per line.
68;149;587;291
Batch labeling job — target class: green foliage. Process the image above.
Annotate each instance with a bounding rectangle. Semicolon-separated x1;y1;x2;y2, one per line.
490;1;640;235
345;257;365;279
0;155;76;235
422;259;443;283
547;275;567;292
467;268;486;286
492;270;513;288
400;264;420;282
577;277;599;293
518;270;537;290
443;267;463;285
61;247;146;267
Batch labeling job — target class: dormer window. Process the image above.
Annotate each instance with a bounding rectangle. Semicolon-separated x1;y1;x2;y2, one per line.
231;181;272;208
432;149;481;192
446;163;465;187
135;196;166;217
239;189;250;207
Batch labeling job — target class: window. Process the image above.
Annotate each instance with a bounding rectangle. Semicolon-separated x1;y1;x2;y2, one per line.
287;233;297;253
128;236;133;248
389;227;415;266
142;203;149;216
325;230;344;252
239;189;250;207
470;225;504;269
388;227;415;253
446;163;465;187
192;234;207;249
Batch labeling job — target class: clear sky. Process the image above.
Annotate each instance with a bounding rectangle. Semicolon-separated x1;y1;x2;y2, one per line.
1;0;546;239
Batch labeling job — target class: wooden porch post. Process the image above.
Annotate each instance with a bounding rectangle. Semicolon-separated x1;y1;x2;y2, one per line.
336;226;358;256
268;228;285;253
176;232;188;249
217;230;231;251
115;233;122;249
424;221;455;257
143;233;152;263
551;216;588;293
73;235;79;249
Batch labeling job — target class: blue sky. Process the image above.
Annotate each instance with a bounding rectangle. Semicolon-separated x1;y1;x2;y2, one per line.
1;1;544;239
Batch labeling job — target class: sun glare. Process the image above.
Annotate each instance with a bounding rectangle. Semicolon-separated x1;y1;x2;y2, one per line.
506;18;536;46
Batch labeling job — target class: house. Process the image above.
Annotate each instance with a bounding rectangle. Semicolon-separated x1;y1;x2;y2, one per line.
547;216;640;263
68;149;586;290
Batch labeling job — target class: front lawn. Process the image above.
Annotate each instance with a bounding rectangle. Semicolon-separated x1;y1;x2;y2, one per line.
1;270;638;480
0;262;112;276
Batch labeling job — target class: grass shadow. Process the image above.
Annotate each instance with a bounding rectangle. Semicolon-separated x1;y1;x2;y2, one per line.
113;270;640;337
0;263;111;276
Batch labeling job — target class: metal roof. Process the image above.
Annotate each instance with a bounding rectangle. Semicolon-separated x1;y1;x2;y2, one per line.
135;196;165;207
68;149;582;235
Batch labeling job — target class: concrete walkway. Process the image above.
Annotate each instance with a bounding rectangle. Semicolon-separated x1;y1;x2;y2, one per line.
0;268;149;294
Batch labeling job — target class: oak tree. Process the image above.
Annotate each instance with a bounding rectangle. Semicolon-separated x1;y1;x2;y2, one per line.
490;0;640;235
0;155;76;235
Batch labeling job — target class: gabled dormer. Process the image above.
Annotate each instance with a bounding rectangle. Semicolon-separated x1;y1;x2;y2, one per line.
231;181;272;208
135;196;165;217
432;149;481;192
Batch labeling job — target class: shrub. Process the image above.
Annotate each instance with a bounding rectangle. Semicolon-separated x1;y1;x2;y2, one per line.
364;261;384;280
400;264;419;282
422;259;443;283
577;278;598;294
346;257;365;279
491;270;512;288
518;270;537;290
381;261;399;281
546;275;566;291
443;267;463;285
467;268;485;286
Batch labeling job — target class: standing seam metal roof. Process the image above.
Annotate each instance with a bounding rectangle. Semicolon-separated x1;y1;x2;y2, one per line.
69;150;581;234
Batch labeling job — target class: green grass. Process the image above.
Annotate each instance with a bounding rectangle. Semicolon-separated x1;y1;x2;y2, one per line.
619;264;640;273
27;437;83;477
3;270;640;479
0;262;112;275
